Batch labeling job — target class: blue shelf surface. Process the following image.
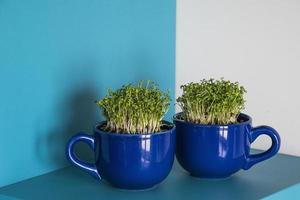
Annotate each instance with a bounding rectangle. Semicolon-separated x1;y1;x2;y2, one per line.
263;183;300;200
0;152;300;200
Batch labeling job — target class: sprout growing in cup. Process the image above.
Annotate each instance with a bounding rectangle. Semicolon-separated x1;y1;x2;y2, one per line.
96;81;170;134
177;78;246;125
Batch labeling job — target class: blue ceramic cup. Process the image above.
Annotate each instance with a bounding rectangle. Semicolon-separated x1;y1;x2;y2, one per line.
66;121;176;190
173;113;280;178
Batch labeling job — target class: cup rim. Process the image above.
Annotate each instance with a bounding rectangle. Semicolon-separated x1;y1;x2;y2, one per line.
94;120;175;137
173;112;252;127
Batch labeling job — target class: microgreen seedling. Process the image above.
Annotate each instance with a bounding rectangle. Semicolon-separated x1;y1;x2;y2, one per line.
96;81;170;134
177;78;246;125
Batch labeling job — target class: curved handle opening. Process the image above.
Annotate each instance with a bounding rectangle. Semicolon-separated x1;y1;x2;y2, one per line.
66;133;101;180
243;126;281;170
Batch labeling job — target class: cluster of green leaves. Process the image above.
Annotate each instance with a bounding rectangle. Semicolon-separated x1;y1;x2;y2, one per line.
96;81;170;134
177;78;246;125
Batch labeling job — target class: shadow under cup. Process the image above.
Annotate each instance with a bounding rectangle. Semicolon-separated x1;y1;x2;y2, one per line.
174;113;281;179
66;121;176;190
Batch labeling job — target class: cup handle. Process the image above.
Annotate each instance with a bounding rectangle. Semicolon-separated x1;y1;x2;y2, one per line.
66;132;101;179
243;126;281;170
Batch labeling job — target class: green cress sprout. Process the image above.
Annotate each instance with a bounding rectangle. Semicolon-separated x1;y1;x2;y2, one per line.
177;78;246;125
96;81;170;134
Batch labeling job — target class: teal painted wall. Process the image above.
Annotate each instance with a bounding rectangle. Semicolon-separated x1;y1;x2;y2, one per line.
0;0;175;187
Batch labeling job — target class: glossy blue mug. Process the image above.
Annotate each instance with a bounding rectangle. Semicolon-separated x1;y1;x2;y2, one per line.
66;121;176;190
173;113;281;178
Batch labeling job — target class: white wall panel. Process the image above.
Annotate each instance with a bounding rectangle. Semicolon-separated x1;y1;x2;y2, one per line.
176;0;300;156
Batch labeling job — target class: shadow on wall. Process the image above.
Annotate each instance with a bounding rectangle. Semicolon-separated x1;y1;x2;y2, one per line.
34;63;102;170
